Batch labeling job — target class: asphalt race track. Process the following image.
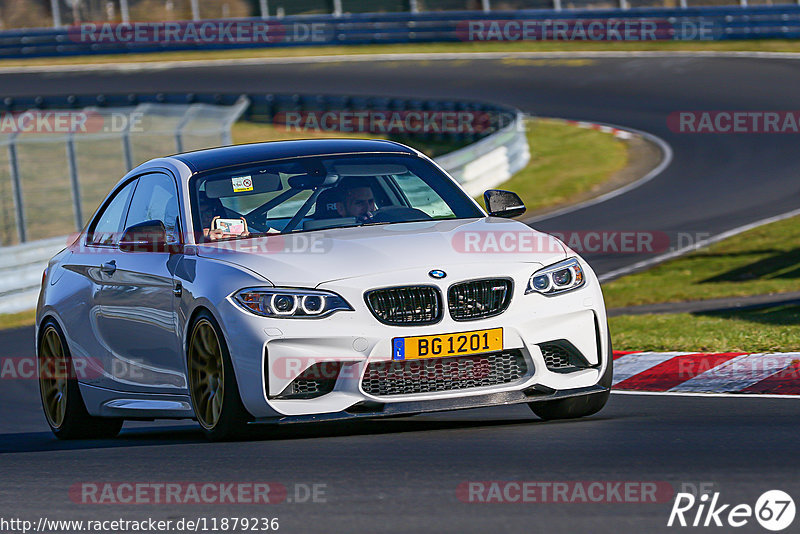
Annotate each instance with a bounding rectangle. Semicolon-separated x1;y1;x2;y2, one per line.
1;54;799;532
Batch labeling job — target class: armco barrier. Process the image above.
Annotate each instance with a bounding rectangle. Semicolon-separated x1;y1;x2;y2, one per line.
0;236;66;315
0;91;529;314
2;5;800;59
435;112;530;197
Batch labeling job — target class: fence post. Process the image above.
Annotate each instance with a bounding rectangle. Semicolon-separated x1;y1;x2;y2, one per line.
679;0;687;8
50;0;62;27
190;0;200;20
553;0;562;10
65;135;84;232
333;0;343;16
482;0;491;11
619;0;629;9
174;131;184;154
259;0;269;18
740;0;747;6
7;137;26;243
119;0;130;23
122;133;134;171
409;0;419;13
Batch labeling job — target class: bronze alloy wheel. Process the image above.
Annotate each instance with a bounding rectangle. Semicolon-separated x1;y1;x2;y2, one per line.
188;318;225;429
39;325;69;429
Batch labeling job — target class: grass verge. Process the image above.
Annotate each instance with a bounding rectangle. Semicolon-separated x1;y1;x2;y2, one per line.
610;305;800;353
603;214;800;309
607;214;800;352
502;118;628;213
0;309;36;331
4;40;800;68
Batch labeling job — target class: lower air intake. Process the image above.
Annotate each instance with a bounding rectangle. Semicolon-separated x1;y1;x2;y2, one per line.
539;341;591;372
361;350;528;397
274;362;342;399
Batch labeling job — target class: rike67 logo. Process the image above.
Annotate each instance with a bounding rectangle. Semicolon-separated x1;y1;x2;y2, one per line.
668;490;795;531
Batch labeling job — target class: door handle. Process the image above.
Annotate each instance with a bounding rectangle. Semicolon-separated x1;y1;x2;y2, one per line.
173;281;183;297
100;260;116;275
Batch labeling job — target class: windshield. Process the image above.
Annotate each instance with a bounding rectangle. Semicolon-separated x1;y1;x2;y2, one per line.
190;154;484;242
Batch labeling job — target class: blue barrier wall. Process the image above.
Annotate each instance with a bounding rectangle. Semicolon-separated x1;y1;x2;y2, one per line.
1;5;800;59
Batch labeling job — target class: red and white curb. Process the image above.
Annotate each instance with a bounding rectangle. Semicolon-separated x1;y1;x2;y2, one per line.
611;351;800;396
562;119;634;140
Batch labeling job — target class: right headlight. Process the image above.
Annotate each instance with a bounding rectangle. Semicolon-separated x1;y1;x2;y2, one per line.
526;257;585;296
232;288;353;318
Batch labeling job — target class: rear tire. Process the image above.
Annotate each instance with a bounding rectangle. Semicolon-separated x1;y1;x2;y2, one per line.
38;320;124;440
187;311;252;441
529;331;613;421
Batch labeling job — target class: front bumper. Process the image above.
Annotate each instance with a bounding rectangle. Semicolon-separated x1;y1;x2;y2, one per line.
253;384;609;425
215;261;610;420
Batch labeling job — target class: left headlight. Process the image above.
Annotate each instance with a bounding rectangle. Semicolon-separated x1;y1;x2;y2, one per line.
526;258;586;296
233;288;353;318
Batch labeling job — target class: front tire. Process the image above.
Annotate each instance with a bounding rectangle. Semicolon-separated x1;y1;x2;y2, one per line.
187;311;251;441
38;320;123;439
529;332;614;421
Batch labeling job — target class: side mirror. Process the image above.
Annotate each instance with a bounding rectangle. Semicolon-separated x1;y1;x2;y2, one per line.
119;220;181;253
484;189;526;218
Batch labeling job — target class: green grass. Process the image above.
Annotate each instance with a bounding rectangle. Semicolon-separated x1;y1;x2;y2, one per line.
501;118;628;212
610;305;800;352
604;214;800;309
5;40;800;68
0;309;36;331
606;213;800;352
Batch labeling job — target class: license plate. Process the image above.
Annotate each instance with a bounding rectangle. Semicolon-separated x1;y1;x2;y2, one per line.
392;328;503;361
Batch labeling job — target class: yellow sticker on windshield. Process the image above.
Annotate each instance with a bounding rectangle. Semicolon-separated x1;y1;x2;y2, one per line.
232;176;253;193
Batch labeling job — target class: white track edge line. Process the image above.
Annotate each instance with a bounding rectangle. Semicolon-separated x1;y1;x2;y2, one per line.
612;390;800;399
599;207;800;282
5;50;800;74
524;120;673;225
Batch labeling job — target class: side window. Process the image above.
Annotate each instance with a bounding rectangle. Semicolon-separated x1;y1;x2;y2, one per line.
87;180;136;246
125;173;181;244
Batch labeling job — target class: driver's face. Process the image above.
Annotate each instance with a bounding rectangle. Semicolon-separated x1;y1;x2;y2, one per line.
199;203;217;228
339;187;376;218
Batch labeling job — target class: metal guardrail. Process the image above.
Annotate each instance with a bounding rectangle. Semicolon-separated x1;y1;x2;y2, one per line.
0;91;528;314
0;236;66;315
2;5;800;59
435;111;530;197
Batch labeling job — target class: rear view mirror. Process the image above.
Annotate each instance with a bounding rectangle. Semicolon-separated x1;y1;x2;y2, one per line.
119;220;181;253
288;173;340;190
484;190;526;218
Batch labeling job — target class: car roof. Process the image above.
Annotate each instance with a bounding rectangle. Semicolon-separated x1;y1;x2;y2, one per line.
171;139;417;174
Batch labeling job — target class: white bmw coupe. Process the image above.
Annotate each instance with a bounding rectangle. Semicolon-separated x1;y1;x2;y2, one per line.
37;139;612;440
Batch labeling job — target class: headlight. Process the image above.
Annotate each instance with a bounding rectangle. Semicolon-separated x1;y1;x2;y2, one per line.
526;258;585;296
233;288;353;318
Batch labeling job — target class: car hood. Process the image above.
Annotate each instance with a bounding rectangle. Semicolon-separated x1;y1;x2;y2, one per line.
196;217;567;287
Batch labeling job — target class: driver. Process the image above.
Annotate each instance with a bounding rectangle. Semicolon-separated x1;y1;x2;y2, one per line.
335;183;377;223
